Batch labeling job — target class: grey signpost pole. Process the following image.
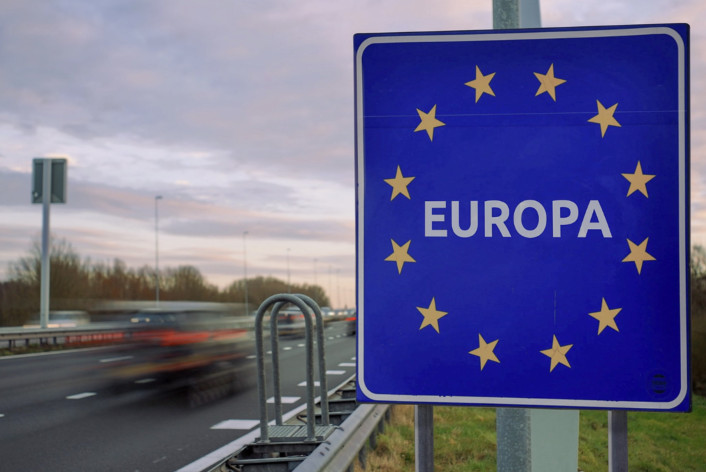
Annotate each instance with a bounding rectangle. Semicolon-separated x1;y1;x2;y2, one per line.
154;195;163;305
493;2;580;471
415;404;434;471
608;411;628;472
39;159;51;329
493;1;536;470
33;158;66;329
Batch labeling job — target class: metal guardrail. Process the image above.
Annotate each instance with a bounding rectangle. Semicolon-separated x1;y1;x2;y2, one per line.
0;315;258;350
221;294;338;471
0;324;131;350
201;293;391;472
296;403;390;472
201;375;390;472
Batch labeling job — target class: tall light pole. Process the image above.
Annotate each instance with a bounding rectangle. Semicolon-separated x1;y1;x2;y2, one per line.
155;195;163;305
243;231;249;315
286;248;291;292
328;265;333;308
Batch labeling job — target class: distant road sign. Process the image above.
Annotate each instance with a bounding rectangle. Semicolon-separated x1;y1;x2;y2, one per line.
355;24;689;411
32;158;67;204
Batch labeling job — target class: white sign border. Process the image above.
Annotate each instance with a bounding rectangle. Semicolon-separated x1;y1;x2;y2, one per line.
355;26;689;410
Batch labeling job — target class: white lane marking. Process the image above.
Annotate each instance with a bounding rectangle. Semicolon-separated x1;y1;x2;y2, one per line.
211;419;260;430
99;355;133;363
326;370;346;375
339;362;356;367
267;396;300;404
298;381;321;387
351;357;356;360
297;344;305;348
283;346;292;351
134;378;155;384
246;355;256;359
66;392;97;400
0;414;5;418
328;337;336;340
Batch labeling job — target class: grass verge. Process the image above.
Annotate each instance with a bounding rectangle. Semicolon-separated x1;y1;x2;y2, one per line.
356;395;706;471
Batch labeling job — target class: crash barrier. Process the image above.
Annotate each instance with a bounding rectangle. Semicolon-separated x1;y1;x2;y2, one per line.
0;310;259;352
209;375;391;472
0;324;130;350
209;294;392;472
295;401;391;471
222;294;336;470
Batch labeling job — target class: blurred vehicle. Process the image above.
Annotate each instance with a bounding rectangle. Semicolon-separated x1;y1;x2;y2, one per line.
275;304;316;337
344;309;357;336
320;306;335;326
100;303;256;405
332;309;349;322
24;310;91;328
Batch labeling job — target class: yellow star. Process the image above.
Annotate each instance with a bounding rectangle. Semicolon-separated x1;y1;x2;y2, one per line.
588;100;621;137
534;63;566;101
469;334;500;370
384;165;415;201
588;298;622;335
417;297;448;333
622;238;656;274
414;104;445;141
384;239;416;274
540;335;573;372
622;161;656;198
465;65;496;103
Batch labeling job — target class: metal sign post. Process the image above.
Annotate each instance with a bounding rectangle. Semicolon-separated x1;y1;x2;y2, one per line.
608;410;628;472
493;2;580;471
40;159;51;329
32;158;67;329
415;404;434;472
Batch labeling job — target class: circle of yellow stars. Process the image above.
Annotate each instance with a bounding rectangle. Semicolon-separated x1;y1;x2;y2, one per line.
379;61;659;375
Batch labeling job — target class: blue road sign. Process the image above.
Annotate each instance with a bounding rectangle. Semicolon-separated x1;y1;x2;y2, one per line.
355;24;690;411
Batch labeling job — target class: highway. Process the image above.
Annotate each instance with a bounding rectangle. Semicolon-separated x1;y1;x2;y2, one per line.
0;321;356;471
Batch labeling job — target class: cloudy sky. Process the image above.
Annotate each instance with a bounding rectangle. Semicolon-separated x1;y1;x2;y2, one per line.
0;0;703;309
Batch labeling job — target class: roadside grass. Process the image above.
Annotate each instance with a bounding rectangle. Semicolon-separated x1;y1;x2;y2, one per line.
356;395;706;471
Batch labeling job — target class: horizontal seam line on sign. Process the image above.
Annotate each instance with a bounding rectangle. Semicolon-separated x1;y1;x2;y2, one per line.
365;109;680;118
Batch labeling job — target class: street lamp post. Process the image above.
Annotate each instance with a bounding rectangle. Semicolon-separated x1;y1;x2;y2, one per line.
155;195;163;305
286;248;291;293
243;231;249;316
328;265;333;308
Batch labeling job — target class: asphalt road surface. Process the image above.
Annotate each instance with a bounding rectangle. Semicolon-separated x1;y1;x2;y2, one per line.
0;321;356;471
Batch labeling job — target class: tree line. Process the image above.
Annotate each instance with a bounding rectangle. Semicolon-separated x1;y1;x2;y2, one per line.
686;245;706;395
0;238;330;327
